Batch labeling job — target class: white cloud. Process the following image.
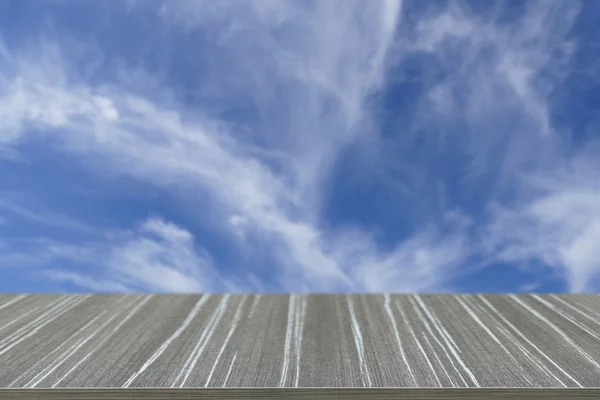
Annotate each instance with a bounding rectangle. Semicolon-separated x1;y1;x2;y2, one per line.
483;156;600;292
93;95;119;121
105;218;217;292
333;221;471;292
4;217;225;293
0;0;473;293
39;270;131;292
381;0;598;292
400;0;579;189
154;0;404;200
0;195;97;234
0;0;598;293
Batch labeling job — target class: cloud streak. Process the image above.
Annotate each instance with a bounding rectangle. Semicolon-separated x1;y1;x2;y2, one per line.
0;0;598;293
0;0;467;293
483;155;600;292
4;218;225;292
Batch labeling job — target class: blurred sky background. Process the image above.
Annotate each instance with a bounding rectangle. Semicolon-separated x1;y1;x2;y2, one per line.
1;0;599;293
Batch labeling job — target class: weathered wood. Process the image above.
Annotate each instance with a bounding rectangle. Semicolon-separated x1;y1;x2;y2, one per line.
1;388;600;399
0;294;599;388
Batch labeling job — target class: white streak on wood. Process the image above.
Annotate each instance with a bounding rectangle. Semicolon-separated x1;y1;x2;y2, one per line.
461;296;538;386
0;306;40;336
394;297;440;387
0;295;27;312
550;295;600;325
384;294;417;386
179;295;231;387
279;294;296;388
204;295;247;387
455;295;513;356
248;295;261;319
478;295;579;387
294;295;307;388
511;295;600;373
414;295;479;387
0;296;89;357
52;295;153;387
9;314;104;387
533;295;600;339
27;312;120;388
124;295;211;388
0;297;70;349
222;352;237;387
348;295;372;387
409;296;466;387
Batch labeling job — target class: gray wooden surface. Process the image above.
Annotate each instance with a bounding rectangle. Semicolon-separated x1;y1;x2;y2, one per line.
0;294;599;388
1;388;600;399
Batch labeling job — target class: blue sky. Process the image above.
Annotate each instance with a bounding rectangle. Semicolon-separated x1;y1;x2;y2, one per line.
0;0;599;293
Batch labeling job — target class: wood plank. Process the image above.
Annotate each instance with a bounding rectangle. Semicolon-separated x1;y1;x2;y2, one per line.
1;388;600;399
0;294;598;388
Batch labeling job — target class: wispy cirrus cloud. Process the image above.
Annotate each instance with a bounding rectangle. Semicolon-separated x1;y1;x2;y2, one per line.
483;154;600;292
2;217;226;292
373;0;600;292
0;0;470;293
0;0;598;293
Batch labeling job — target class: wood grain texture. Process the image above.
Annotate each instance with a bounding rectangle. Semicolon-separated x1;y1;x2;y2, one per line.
0;294;599;388
1;388;600;400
